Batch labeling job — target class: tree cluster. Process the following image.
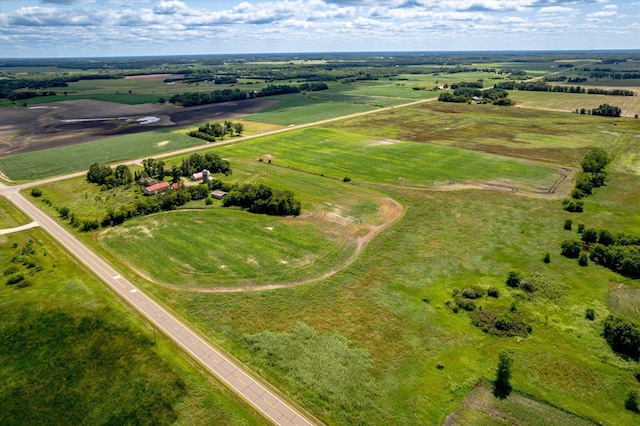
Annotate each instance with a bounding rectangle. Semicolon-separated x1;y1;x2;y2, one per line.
180;152;231;177
438;87;512;105
187;120;244;142
563;148;611;212
222;183;301;216
603;315;640;360
87;162;133;189
591;104;622;117
169;88;247;107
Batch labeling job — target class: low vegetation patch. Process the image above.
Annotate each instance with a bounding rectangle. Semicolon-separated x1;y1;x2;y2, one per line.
244;323;380;424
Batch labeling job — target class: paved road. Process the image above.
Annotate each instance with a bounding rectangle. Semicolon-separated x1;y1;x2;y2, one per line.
1;186;315;426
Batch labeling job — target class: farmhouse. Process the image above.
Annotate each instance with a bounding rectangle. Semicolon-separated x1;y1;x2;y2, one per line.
144;182;180;195
211;190;228;200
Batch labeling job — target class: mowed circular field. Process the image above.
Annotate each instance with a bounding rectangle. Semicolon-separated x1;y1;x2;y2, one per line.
98;208;357;290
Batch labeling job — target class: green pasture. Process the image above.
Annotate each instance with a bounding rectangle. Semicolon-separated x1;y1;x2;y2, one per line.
510;90;640;118
144;175;640;425
326;100;635;165
244;92;378;125
0;227;265;426
0;131;201;181
0;195;30;228
216;127;559;190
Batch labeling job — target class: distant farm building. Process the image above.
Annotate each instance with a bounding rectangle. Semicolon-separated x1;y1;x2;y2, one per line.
190;169;210;183
144;182;180;196
211;190;228;200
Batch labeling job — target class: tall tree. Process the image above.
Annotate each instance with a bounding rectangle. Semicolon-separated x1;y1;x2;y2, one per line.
493;351;513;398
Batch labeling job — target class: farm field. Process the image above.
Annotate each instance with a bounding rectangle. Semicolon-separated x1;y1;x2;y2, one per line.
27;101;640;425
0;225;266;425
510;90;640;118
326;101;633;166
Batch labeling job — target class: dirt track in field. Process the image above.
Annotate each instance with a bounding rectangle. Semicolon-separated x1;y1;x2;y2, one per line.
0;98;275;157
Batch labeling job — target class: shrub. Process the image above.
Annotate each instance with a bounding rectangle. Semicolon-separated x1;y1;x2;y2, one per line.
562;199;584;212
578;253;589;266
560;240;582;258
586;308;595;321
603;315;640;359
577;223;585;234
455;296;476;311
3;265;19;276
30;188;43;197
564;219;573;230
58;207;70;219
520;280;537;293
6;274;25;286
436;362;444;370
462;286;485;299
487;287;500;298
582;228;598;244
445;299;459;313
343;176;351;182
204;197;213;205
625;390;639;413
506;270;523;288
543;252;551;263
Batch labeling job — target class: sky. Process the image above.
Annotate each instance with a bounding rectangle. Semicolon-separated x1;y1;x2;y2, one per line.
0;0;638;58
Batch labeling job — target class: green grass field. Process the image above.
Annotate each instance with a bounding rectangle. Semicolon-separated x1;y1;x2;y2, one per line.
0;195;30;228
0;131;201;181
0;225;266;425
213;127;559;190
325;100;632;166
510;90;640;118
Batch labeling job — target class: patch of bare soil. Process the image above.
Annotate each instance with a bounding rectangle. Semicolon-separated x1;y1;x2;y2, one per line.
0;98;276;157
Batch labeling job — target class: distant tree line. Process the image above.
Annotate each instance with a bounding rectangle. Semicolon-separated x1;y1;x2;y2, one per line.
222;183;301;216
0;74;121;99
495;80;634;97
6;91;58;101
187;120;244;142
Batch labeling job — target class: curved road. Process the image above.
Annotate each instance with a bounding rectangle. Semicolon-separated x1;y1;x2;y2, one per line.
0;183;315;426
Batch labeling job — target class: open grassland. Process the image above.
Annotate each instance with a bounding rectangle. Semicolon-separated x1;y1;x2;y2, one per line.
325;101;636;166
0;195;30;228
214;127;560;191
0;227;266;426
0;130;200;181
138;176;640;425
510;90;640;117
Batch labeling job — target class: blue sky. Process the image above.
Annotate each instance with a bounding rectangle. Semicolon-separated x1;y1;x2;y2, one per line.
0;0;638;58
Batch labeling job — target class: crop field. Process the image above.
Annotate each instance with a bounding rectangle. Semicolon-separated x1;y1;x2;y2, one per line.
0;226;265;425
0;130;200;181
510;90;640;117
214;127;560;191
325;101;631;166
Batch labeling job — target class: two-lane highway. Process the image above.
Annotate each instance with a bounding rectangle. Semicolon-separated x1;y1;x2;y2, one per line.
3;187;316;426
